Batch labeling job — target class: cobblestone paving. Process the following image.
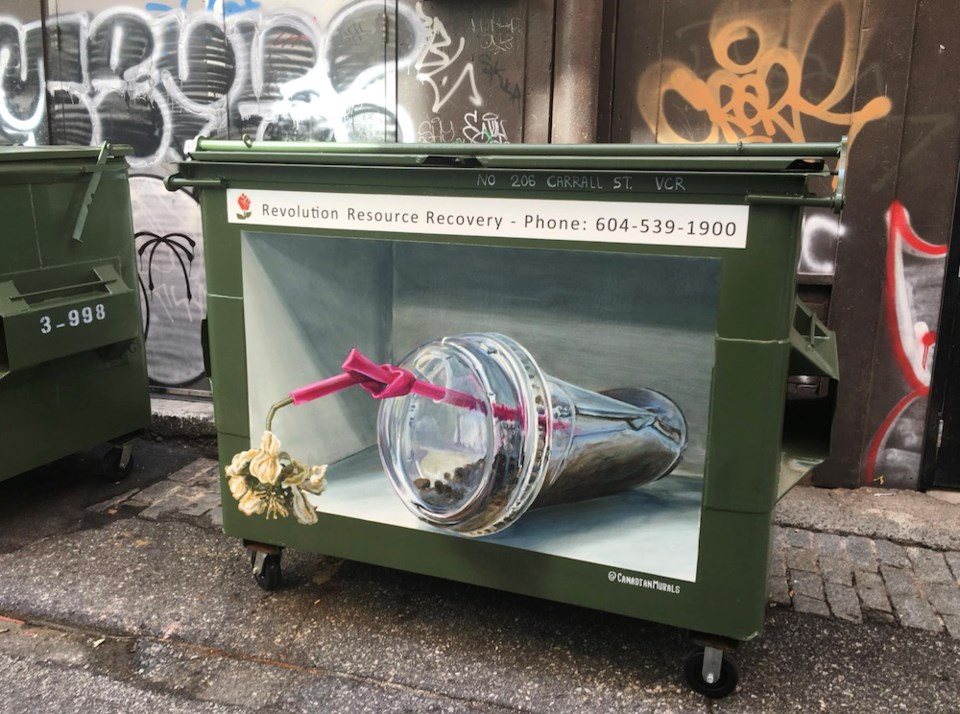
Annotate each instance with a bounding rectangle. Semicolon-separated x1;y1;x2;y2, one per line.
87;457;223;528
770;526;960;638
89;458;960;639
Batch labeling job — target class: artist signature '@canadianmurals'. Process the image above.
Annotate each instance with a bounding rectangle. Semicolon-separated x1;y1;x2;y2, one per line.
637;0;892;144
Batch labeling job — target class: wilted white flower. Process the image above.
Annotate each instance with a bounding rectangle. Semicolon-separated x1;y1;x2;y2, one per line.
225;431;327;525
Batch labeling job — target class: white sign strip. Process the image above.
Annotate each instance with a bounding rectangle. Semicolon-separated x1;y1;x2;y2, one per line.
227;189;749;249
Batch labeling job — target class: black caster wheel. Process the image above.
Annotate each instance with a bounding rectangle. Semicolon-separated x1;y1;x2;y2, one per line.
683;648;739;698
99;444;134;482
251;551;282;591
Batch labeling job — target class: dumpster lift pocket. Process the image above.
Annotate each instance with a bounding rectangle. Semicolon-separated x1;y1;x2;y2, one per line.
0;263;141;375
779;300;839;498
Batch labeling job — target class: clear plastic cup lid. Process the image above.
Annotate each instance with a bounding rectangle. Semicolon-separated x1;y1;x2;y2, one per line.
377;334;552;535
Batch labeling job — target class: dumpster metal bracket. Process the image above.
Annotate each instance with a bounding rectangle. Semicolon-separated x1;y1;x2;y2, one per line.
788;300;839;379
71;142;111;243
778;300;839;499
745;135;848;213
833;135;849;211
684;634;741;697
116;440;133;471
164;175;227;191
702;646;723;684
244;541;284;591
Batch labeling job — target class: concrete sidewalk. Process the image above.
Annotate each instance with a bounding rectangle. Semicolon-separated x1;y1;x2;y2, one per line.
771;490;960;637
0;431;958;711
145;396;960;639
86;453;960;641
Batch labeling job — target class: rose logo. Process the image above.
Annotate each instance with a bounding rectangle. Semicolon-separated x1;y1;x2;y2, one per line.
236;193;252;220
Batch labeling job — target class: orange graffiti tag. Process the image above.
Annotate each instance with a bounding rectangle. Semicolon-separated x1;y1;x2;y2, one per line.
637;0;892;145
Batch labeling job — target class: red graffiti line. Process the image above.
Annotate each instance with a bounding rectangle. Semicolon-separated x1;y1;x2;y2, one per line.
884;200;946;393
864;201;948;485
864;392;921;486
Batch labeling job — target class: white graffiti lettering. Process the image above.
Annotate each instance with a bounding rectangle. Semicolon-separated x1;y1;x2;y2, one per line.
418;116;456;143
0;16;46;145
414;1;482;112
462;110;508;143
799;212;846;276
0;3;423;165
471;15;521;55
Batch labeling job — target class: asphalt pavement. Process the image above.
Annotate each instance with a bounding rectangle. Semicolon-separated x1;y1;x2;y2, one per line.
0;434;958;713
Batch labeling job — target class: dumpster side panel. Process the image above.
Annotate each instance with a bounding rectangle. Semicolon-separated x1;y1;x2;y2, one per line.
202;192;244;299
214;488;771;641
0;348;149;480
206;295;249;439
31;169;133;267
2;184;42;274
702;340;792;514
56;346;151;444
717;206;803;343
1;380;66;478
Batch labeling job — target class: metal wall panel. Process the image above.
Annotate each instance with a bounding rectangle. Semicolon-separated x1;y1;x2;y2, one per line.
607;0;960;488
399;0;552;144
861;0;960;489
0;0;46;145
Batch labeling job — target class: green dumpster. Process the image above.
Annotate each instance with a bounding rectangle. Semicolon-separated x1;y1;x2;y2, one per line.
171;139;842;697
0;144;150;481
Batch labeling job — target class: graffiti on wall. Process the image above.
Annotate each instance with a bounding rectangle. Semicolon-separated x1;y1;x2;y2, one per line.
413;1;481;113
0;2;525;157
799;211;846;276
417;109;509;143
629;0;955;489
133;175;206;387
633;0;896;302
1;2;418;385
636;0;891;146
34;3;424;166
413;5;522;144
0;16;46;146
471;14;521;56
1;1;522;387
865;201;948;487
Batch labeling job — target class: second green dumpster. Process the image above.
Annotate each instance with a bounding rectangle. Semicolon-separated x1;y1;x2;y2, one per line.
0;144;150;481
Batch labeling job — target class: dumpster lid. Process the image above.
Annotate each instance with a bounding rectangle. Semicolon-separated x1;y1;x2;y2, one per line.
0;144;133;163
175;137;849;210
182;138;844;175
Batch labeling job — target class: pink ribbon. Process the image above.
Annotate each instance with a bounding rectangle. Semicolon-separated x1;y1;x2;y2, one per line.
289;348;478;409
287;349;552;427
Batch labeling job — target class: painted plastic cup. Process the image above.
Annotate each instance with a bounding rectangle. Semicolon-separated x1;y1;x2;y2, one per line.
376;333;687;536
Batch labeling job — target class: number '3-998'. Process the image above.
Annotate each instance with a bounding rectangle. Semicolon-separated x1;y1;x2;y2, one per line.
39;304;107;334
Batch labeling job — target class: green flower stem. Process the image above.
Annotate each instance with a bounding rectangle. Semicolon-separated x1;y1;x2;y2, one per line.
265;397;294;432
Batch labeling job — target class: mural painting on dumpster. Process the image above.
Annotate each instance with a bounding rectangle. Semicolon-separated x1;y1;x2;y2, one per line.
865;202;948;488
236;232;721;583
0;1;522;387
